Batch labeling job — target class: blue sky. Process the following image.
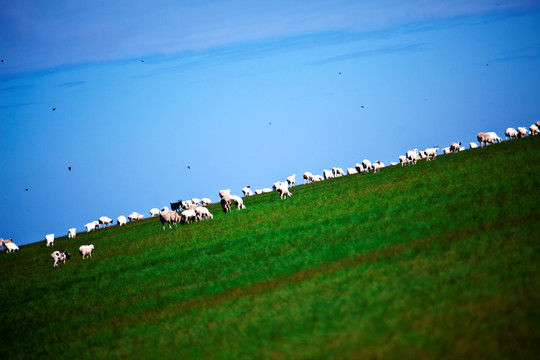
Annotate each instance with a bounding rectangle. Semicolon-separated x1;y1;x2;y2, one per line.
1;1;540;246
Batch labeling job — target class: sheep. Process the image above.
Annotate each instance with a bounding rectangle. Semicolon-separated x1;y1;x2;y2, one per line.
181;200;193;210
85;222;95;232
181;209;197;223
355;163;364;173
399;155;408;166
68;228;76;238
0;238;13;250
361;159;372;172
3;242;19;253
460;146;465;151
406;150;419;165
287;174;296;186
418;151;428;160
79;245;94;259
45;234;55;247
128;212;144;221
303;172;314;184
273;181;287;190
517;127;528;138
424;147;439;161
442;147;451;155
450;142;461;153
98;216;113;228
159;210;178;230
242;186;253;197
191;198;201;206
323;169;334;180
312;175;324;182
231;194;246;210
537;120;540;128
219;189;231;199
255;189;263;195
469;142;478;149
505;128;518;140
530;124;539;135
277;185;292;199
51;250;71;267
117;215;127;226
195;206;213;220
390;162;398;166
149;208;160;217
220;197;232;213
332;168;344;177
161;206;170;212
262;188;272;193
346;167;358;175
477;132;492;147
201;198;212;206
487;132;502;143
371;161;385;173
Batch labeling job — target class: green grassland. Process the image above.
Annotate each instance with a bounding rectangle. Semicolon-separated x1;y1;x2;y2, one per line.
1;136;539;359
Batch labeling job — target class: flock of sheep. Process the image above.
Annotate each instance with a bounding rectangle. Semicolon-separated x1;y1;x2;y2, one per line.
1;120;538;268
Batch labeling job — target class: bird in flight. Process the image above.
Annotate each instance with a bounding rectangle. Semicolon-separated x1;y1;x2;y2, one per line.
187;166;191;169
25;188;28;191
68;166;71;171
52;107;56;111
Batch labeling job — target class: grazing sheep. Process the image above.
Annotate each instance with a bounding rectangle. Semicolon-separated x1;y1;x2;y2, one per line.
346;168;358;175
68;228;76;238
117;215;127;226
505;128;518;140
181;200;193;210
181;209;197;223
312;175;324;182
460;146;465;151
219;189;231;199
287;174;296;186
4;242;19;253
45;234;55;247
277;185;292;199
262;188;272;193
406;150;419;165
195;206;213;220
361;159;372;172
424;147;439;161
332;168;344;177
469;142;478;149
220;197;232;213
161;206;170;212
487;132;502;143
450;142;461;153
390;162;398;166
128;212;144;221
159;210;177;230
530;124;539;135
242;186;253;197
231;195;246;210
477;132;492;147
0;238;13;250
255;189;263;195
355;163;364;173
537;120;540;128
79;245;94;259
191;198;201;206
98;216;113;228
323;169;334;180
85;222;96;232
51;250;71;267
303;172;314;184
201;198;212;206
149;208;160;217
442;147;451;155
273;181;287;190
399;155;408;166
372;161;385;173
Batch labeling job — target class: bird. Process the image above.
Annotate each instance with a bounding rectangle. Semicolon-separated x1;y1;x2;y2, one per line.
187;166;191;169
25;188;28;191
269;122;272;125
338;72;341;74
68;166;71;171
361;105;364;109
141;60;145;63
52;107;56;111
1;60;3;63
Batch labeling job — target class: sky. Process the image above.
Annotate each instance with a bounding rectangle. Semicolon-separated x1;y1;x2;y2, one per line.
1;0;540;246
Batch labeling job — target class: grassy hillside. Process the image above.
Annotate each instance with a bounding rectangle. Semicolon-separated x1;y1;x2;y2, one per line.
1;135;539;359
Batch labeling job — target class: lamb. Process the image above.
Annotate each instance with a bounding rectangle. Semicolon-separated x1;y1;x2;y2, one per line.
98;216;113;228
4;242;19;253
45;234;55;247
450;142;461;153
312;175;324;182
399;155;408;166
332;168;344;177
277;185;292;199
181;209;197;223
117;215;127;226
371;161;385;173
79;245;94;259
406;149;419;165
505;128;518;140
201;198;212;206
195;206;213;220
231;195;246;210
346;168;358;175
323;169;334;180
149;208;160;217
530;124;539;135
286;174;296;186
128;212;144;221
487;132;502;143
424;147;439;160
469;142;478;149
85;221;99;232
51;250;71;267
303;172;314;184
68;228;76;238
242;186;253;197
442;147;451;155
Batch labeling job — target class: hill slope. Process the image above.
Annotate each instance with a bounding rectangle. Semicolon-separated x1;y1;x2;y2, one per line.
1;136;540;359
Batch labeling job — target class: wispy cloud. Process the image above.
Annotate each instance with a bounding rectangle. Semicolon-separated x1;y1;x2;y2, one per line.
487;44;540;64
0;102;37;109
311;42;423;65
54;81;87;88
0;84;34;93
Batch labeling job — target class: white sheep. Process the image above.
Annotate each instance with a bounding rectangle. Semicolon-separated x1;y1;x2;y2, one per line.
262;188;272;193
477;132;493;147
423;147;438;161
277;185;292;199
371;161;385;173
346;168;358;175
303;172;314;184
231;194;246;210
287;174;296;186
517;127;528;138
332;168;344;177
149;208;160;217
45;233;55;247
85;222;95;232
406;149;419;165
399;155;408;166
450;142;461;153
182;209;198;223
99;216;113;228
161;206;170;212
390;162;398;166
255;189;263;195
79;245;94;259
273;181;287;190
128;212;144;221
487;132;502;143
355;163;364;173
442;147;451;155
312;175;324;182
323;169;334;180
117;215;127;226
469;142;478;149
530;124;539;135
505;128;518;140
51;250;71;267
201;198;212;206
195;206;213;220
159;210;176;230
242;186;253;197
68;228;76;238
181;200;193;210
362;159;372;172
1;238;18;253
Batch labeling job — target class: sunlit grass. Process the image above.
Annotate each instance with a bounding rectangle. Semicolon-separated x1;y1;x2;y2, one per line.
1;135;539;359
